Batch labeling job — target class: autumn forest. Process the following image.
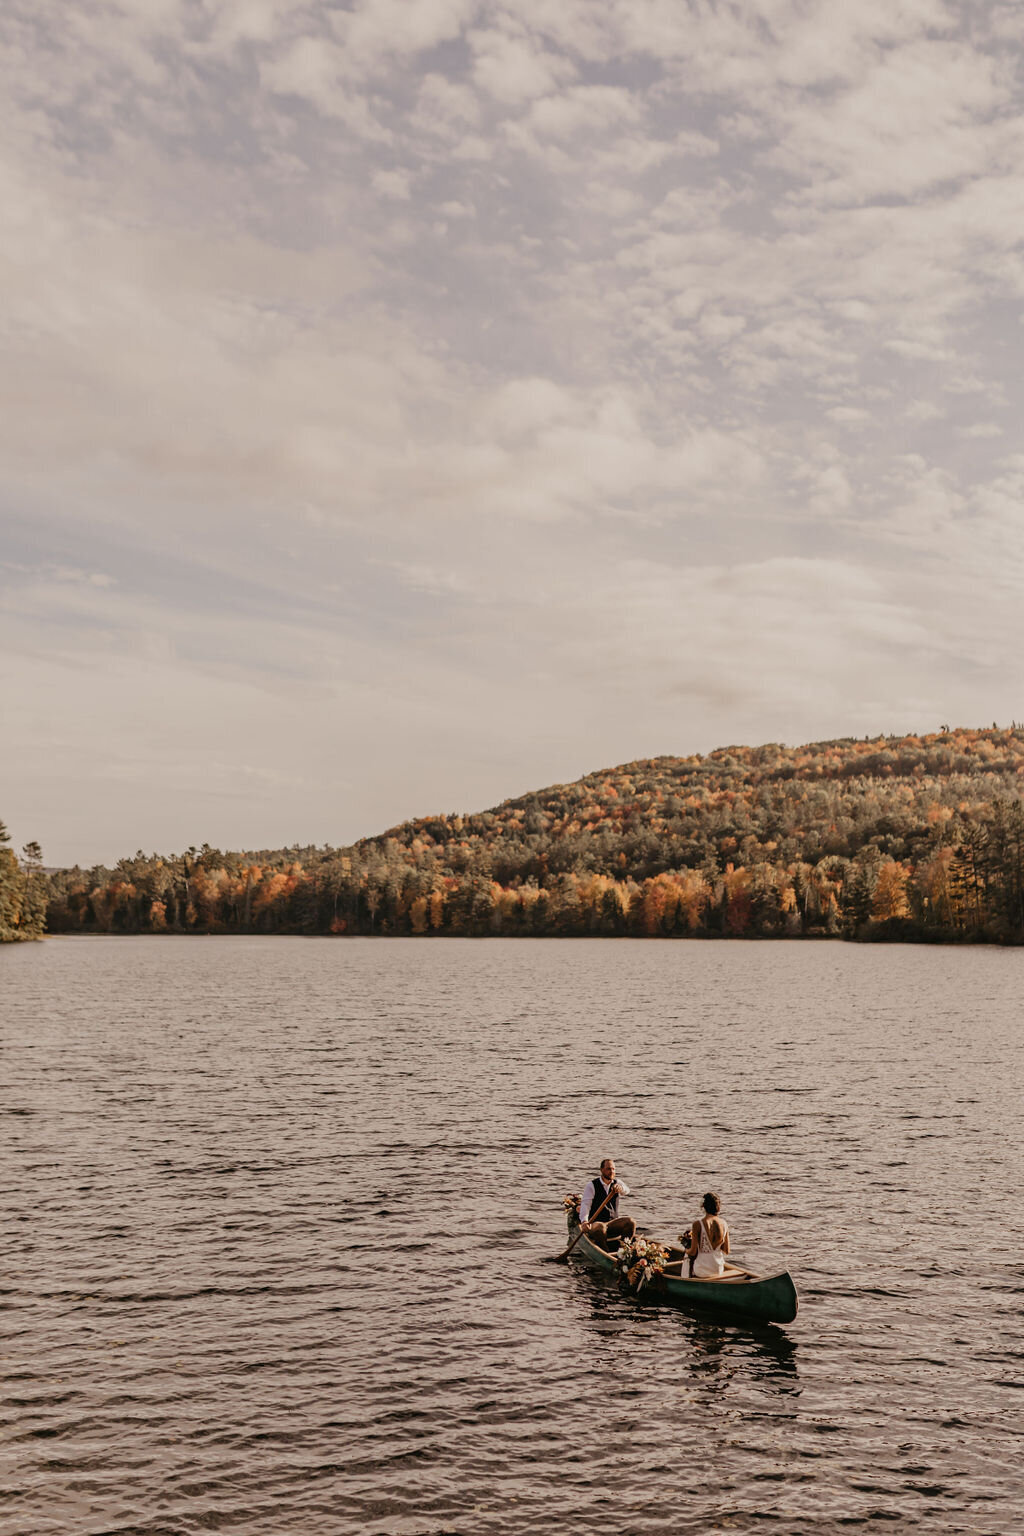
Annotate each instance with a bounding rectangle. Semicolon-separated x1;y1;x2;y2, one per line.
1;727;1015;946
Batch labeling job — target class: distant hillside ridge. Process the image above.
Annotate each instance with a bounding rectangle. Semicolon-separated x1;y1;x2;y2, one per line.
45;726;1024;943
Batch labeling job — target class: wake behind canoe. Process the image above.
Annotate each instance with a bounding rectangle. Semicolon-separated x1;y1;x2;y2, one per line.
570;1225;799;1326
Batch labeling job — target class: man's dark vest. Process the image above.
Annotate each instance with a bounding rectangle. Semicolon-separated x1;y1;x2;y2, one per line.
588;1177;618;1223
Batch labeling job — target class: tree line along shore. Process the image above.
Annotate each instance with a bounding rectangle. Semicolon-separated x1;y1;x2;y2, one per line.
7;727;1024;945
0;824;46;942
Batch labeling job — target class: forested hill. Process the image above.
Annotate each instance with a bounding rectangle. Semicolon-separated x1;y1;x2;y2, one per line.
45;727;1024;942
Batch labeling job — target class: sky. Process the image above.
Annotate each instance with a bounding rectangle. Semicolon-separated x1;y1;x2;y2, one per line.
2;0;1023;868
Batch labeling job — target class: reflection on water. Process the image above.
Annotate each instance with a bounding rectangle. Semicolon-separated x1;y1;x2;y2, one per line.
570;1267;800;1396
684;1316;800;1385
2;935;1023;1534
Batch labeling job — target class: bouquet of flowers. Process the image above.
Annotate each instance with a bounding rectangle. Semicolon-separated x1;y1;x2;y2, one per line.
616;1232;669;1292
563;1192;581;1223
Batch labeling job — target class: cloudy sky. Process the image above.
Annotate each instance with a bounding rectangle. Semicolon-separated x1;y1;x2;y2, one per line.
2;0;1023;866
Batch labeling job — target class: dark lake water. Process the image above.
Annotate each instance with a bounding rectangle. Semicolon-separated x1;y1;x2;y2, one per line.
2;936;1023;1534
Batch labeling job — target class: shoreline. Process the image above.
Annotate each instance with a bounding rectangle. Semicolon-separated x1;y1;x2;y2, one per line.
35;929;1024;947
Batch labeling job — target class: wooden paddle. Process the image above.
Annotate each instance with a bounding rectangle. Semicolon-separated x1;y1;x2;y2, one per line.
551;1182;620;1264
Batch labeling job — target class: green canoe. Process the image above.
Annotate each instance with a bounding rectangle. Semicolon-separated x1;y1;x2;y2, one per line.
569;1223;799;1326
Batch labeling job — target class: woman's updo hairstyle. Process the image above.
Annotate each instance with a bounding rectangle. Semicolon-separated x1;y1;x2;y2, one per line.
702;1192;721;1215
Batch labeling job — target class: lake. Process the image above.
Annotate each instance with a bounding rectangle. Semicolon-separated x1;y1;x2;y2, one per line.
2;936;1023;1534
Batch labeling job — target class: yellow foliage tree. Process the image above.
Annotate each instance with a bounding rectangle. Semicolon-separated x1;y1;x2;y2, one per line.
872;861;910;921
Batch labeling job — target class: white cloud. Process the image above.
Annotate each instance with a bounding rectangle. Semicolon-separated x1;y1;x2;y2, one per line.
525;85;641;141
958;421;1003;439
826;406;869;424
770;39;1007;205
259;35;394;139
334;0;478;75
412;72;482;135
905;400;945;423
372;167;413;199
469;24;575;104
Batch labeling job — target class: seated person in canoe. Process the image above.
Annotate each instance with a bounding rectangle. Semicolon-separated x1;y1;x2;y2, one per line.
663;1192;745;1279
578;1158;636;1250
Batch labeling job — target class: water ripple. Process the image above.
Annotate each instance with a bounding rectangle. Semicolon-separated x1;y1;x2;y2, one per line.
2;936;1023;1533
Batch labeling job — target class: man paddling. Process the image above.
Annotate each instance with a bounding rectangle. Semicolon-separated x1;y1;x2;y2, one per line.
579;1158;636;1249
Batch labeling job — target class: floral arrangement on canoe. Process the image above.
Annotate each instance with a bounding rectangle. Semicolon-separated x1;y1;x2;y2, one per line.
563;1192;581;1221
616;1233;669;1292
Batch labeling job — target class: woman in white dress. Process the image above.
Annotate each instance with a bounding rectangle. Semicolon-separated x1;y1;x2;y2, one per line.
662;1191;744;1280
689;1192;731;1278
